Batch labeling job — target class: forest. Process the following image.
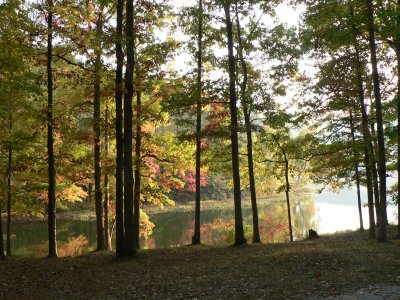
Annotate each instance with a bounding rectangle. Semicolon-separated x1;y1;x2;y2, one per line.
0;0;400;271
2;0;400;298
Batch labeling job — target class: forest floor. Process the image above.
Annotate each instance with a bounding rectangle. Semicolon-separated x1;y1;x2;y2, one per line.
1;228;400;299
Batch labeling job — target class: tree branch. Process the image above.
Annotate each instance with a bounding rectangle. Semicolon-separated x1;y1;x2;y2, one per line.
53;53;93;72
141;152;173;163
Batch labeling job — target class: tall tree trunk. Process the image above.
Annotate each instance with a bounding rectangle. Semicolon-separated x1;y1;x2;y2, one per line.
192;0;203;245
6;146;12;256
115;0;125;257
397;46;400;237
350;4;375;237
123;0;136;255
284;157;293;242
47;0;57;258
366;0;388;242
88;183;93;205
0;193;5;260
93;9;105;251
134;91;141;249
223;2;246;246
349;108;364;231
364;144;376;238
370;123;380;224
235;6;260;243
273;135;293;242
394;0;400;238
104;100;111;250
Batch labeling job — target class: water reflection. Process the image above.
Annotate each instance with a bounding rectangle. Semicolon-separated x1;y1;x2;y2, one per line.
4;191;398;257
5;201;318;256
6;221;95;257
30;235;89;258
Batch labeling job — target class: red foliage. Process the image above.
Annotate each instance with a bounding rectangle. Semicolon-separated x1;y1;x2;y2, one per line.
200;138;208;150
144;157;160;177
182;169;208;192
259;215;289;241
204;103;230;133
159;177;182;190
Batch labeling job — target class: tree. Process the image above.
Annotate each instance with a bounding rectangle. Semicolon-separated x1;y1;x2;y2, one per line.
47;0;58;258
192;0;203;245
104;99;112;249
375;0;400;238
272;133;294;242
134;89;142;248
234;3;264;243
51;0;117;251
366;0;388;242
6;114;12;256
115;0;125;257
93;4;106;251
348;2;375;236
130;0;179;248
260;127;312;243
123;0;136;255
348;107;364;231
394;0;400;239
223;1;246;246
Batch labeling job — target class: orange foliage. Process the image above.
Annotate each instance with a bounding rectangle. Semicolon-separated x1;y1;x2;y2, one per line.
30;235;89;258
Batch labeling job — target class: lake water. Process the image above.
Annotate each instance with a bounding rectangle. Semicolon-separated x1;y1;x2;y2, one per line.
3;189;398;257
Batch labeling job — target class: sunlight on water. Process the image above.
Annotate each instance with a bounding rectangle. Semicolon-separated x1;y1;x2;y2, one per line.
314;189;398;233
314;203;397;234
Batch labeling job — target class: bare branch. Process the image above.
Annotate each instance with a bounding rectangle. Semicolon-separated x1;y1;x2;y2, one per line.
53;53;93;72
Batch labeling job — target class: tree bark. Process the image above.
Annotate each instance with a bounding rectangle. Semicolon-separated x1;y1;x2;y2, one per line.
394;0;400;238
284;157;293;242
104;100;111;250
224;2;246;246
370;123;380;224
115;0;125;257
349;108;364;231
366;0;388;242
47;0;57;258
6;146;12;256
235;6;260;243
88;183;92;205
192;0;203;245
123;0;136;255
134;91;141;249
93;8;105;251
398;47;400;236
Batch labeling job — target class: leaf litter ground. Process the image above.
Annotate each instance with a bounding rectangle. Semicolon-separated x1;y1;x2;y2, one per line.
1;229;399;299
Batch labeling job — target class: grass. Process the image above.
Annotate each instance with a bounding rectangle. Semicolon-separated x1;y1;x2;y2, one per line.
1;227;399;299
57;210;97;221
